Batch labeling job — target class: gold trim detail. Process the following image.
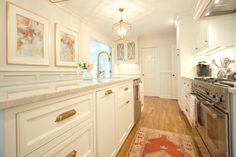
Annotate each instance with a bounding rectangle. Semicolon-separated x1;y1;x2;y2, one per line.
66;150;77;157
55;109;76;122
105;90;113;96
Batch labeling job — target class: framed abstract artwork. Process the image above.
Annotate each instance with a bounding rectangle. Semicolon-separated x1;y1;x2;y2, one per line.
55;24;78;67
7;3;49;65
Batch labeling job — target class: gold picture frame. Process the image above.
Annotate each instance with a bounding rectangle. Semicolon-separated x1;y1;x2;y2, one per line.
55;24;78;67
7;2;50;65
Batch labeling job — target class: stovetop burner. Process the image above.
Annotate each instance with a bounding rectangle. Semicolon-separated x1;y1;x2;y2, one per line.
194;77;236;87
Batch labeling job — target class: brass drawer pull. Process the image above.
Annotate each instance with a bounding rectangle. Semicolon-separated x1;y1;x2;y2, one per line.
126;100;130;104
55;109;76;122
105;90;112;96
124;87;128;91
66;150;77;157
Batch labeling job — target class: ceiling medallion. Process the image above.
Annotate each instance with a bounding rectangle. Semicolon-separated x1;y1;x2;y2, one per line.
112;8;132;42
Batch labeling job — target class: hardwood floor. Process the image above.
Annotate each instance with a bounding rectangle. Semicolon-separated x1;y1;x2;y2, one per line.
116;96;200;157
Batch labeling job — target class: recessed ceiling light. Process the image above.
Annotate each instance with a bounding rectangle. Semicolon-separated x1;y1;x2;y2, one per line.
214;0;220;4
205;11;211;16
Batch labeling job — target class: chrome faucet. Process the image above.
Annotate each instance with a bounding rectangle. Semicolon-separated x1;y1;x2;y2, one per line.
97;51;111;78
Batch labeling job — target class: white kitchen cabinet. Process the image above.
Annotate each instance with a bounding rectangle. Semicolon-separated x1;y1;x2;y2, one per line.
115;40;138;64
26;120;94;157
1;79;136;157
116;83;134;149
194;11;236;56
17;94;93;156
116;42;125;62
179;77;192;118
194;21;208;55
96;88;117;157
3;92;96;157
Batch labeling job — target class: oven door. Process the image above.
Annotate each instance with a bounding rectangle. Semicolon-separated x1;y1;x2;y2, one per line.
197;101;229;157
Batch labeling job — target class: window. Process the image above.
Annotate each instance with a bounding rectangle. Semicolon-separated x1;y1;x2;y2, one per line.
90;39;112;78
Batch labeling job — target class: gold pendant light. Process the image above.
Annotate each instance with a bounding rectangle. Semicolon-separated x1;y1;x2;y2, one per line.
112;8;131;41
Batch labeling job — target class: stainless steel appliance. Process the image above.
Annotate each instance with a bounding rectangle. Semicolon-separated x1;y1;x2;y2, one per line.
192;78;232;157
133;79;142;124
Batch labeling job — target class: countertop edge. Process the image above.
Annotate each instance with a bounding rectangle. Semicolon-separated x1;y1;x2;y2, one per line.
0;77;140;110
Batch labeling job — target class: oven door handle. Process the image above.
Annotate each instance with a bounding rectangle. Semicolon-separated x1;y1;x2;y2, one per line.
200;103;218;119
195;93;214;106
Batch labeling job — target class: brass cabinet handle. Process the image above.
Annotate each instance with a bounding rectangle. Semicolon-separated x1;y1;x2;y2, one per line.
124;87;128;91
105;90;112;96
66;150;77;157
55;109;77;122
126;100;130;104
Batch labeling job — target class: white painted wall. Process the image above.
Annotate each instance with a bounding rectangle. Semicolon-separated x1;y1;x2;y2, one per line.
0;0;112;73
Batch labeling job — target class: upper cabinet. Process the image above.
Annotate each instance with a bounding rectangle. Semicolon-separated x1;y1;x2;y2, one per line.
115;40;138;64
116;43;125;62
195;14;236;56
193;21;209;54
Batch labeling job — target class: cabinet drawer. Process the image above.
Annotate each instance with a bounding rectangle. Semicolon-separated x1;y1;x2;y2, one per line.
17;94;93;156
26;121;94;157
117;83;133;98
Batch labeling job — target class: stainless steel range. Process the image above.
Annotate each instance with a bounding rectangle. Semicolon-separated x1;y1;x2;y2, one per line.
192;78;232;157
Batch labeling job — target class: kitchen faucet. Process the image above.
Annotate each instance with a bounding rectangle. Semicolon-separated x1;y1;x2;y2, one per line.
97;51;111;78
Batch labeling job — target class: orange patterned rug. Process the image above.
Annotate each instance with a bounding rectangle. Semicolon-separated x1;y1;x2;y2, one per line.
127;127;196;157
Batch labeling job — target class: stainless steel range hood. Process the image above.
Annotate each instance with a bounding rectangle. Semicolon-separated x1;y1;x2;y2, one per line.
194;0;236;20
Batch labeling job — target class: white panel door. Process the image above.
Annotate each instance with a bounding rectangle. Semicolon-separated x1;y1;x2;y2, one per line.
141;47;160;96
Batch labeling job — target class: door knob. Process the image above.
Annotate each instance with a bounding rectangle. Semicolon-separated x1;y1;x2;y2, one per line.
172;74;175;77
142;74;145;76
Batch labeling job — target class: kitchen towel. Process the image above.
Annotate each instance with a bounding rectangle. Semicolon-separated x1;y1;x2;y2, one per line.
188;94;198;127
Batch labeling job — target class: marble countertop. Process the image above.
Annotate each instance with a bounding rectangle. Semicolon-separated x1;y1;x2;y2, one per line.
0;76;140;110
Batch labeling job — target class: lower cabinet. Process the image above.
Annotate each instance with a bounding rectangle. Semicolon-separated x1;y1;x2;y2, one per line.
2;81;135;157
179;77;192;118
96;82;134;157
3;93;95;157
26;120;94;157
96;87;117;157
116;84;134;149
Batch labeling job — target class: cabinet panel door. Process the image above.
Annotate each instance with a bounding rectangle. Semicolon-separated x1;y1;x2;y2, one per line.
96;88;116;157
116;43;125;62
126;99;134;132
26;122;94;157
17;94;93;156
126;41;138;63
116;102;127;147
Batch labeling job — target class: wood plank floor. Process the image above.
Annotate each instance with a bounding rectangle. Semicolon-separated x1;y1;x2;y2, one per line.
116;96;200;157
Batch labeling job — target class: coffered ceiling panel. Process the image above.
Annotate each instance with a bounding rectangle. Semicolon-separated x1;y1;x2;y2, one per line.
54;0;196;37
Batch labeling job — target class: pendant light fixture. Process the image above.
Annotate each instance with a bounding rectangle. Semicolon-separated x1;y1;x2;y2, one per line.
112;8;131;41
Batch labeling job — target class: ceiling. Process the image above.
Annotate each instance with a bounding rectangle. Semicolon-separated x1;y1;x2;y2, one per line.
55;0;196;37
